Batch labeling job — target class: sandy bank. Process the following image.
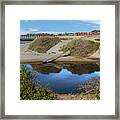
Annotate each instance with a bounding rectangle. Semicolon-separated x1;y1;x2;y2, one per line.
20;43;100;64
21;55;99;64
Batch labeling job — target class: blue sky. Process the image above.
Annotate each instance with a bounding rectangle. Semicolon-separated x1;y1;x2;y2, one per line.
20;20;100;35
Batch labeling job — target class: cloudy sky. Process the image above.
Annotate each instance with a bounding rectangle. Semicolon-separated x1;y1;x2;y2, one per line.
20;20;100;35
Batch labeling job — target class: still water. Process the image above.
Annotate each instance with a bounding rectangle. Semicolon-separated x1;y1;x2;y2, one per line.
21;63;100;94
20;40;32;44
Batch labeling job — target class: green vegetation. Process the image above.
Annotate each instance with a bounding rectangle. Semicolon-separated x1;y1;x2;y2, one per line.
95;39;100;41
28;36;61;53
20;65;57;100
60;39;100;57
96;86;100;100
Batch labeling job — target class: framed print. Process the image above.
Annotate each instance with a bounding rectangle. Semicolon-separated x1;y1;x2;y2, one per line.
0;0;119;119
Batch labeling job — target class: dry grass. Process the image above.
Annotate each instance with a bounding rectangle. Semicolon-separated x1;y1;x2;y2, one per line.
60;38;100;58
28;36;61;53
57;93;98;100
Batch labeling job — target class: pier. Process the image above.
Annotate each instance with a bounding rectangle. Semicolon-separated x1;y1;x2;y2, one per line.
20;34;37;41
20;33;57;41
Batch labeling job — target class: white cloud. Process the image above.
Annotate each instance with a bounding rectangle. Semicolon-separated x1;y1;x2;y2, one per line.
20;30;69;35
20;28;39;34
29;28;39;32
85;20;100;25
37;31;67;34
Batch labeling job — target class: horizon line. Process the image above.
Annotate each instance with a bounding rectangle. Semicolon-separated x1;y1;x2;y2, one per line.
20;30;100;35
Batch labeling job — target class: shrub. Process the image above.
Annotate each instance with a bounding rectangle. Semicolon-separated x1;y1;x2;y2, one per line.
20;65;57;100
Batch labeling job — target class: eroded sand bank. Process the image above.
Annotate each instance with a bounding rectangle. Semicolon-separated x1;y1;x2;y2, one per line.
20;43;99;64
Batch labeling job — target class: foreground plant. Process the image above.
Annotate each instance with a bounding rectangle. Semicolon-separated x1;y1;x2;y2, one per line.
20;65;57;100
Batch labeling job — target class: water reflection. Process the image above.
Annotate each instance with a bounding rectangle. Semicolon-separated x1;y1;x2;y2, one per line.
31;62;100;75
22;63;100;94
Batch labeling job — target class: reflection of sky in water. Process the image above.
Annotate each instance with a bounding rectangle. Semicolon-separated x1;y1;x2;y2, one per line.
22;64;100;94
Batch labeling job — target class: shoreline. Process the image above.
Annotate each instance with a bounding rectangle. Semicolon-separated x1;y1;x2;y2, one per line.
20;41;100;64
21;56;100;64
56;93;99;100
